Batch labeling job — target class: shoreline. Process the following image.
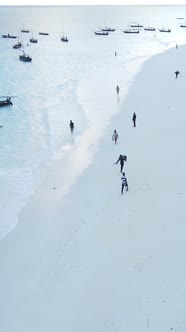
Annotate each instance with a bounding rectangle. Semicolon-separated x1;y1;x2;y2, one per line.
1;44;186;331
0;46;150;240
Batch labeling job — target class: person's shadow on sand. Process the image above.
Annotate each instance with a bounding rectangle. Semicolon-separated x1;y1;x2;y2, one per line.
117;94;120;104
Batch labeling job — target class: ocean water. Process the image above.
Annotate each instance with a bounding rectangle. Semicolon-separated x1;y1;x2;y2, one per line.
0;5;186;239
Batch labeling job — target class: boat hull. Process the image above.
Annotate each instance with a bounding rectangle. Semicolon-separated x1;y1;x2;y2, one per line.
0;101;12;107
94;32;109;35
30;38;38;43
123;30;140;34
19;55;32;62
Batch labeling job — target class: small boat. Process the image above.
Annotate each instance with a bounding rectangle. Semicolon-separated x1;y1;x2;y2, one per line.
94;30;109;35
101;27;115;32
144;27;156;31
0;96;13;107
130;23;143;28
13;41;22;49
19;52;32;62
61;35;68;42
30;37;38;43
39;32;49;35
180;24;186;27
159;28;171;32
21;29;30;33
123;29;140;34
177;17;184;19
2;33;17;39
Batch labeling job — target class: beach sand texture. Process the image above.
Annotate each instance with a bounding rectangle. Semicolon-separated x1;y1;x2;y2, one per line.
0;45;186;331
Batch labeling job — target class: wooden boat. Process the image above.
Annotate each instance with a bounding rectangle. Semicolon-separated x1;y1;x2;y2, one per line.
130;23;143;28
123;29;140;34
2;33;17;39
39;32;49;35
94;30;109;35
159;28;171;32
21;29;30;33
144;27;156;31
101;27;115;32
30;37;38;43
19;52;32;62
0;96;13;107
180;24;186;27
13;41;22;49
61;35;68;42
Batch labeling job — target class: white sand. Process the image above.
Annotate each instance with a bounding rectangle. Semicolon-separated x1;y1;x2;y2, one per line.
1;45;186;332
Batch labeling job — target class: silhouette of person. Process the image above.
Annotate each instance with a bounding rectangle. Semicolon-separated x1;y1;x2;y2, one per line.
69;120;74;134
115;51;117;56
132;112;136;127
114;154;127;173
112;130;119;144
175;70;180;78
116;85;120;94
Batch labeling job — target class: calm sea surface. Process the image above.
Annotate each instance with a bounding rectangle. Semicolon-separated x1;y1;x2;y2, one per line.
0;5;186;238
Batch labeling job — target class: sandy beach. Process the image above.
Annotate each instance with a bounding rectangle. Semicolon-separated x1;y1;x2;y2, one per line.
1;44;186;331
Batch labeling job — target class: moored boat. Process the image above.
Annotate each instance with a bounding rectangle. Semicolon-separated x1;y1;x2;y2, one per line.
61;35;68;42
2;33;17;39
130;23;143;28
39;32;49;35
159;28;171;32
123;29;140;34
0;96;13;107
21;29;30;33
180;24;186;27
144;27;156;31
19;52;32;62
30;37;38;43
13;41;22;49
101;27;115;32
94;30;109;35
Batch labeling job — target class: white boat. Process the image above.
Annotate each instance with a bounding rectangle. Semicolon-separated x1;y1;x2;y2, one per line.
94;30;109;35
144;27;156;31
100;27;115;32
123;29;140;34
159;28;171;32
130;23;143;28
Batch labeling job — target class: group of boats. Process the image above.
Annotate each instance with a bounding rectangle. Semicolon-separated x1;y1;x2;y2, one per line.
2;29;69;64
2;29;68;43
94;24;173;35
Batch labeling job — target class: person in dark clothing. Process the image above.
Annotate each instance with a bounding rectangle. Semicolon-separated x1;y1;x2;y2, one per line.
121;172;128;194
69;120;74;134
175;70;180;78
114;154;127;173
116;85;120;94
132;112;136;127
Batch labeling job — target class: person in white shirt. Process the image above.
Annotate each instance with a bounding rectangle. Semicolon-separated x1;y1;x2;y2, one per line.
121;172;128;194
112;130;119;144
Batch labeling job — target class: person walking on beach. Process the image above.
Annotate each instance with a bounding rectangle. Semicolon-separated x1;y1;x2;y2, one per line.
132;112;136;127
69;120;75;134
112;130;119;144
114;154;127;173
121;172;128;194
175;70;180;78
116;85;120;94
